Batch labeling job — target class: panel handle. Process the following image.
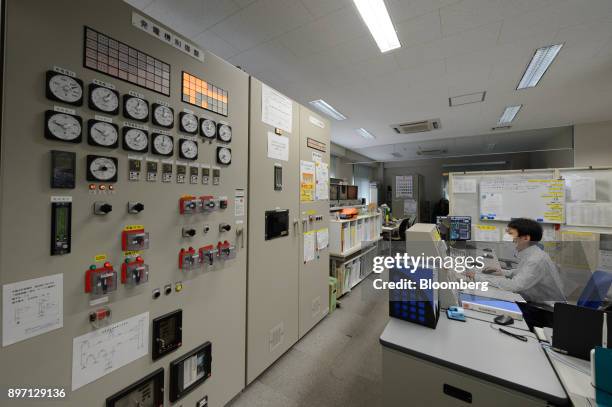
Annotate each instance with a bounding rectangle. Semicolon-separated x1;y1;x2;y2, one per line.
443;384;472;403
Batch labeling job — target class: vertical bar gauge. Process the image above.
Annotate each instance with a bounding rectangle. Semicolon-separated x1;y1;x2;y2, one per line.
51;200;72;255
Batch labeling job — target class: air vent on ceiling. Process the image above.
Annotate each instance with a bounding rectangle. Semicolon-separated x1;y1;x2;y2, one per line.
391;119;441;134
449;91;486;106
417;148;447;156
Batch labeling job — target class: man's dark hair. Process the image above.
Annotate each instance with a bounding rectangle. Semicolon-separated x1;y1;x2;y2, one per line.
507;218;543;241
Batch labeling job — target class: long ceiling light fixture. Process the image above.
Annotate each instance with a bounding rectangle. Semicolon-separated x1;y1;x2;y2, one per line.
356;128;376;139
497;105;522;125
353;0;401;53
517;44;563;89
309;99;347;120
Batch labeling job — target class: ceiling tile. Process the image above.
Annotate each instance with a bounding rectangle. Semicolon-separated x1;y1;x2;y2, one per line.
210;0;314;52
300;0;353;19
279;6;366;57
440;21;502;58
192;30;241;60
395;11;442;49
440;0;504;37
142;0;239;37
386;0;462;24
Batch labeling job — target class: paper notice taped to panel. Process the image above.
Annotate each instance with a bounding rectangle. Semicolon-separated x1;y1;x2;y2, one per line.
566;202;612;227
315;162;329;200
267;132;289;161
300;160;315;202
454;178;477;194
480;192;503;219
395;175;413;198
599;250;612;271
2;273;63;346
474;225;499;242
261;84;292;133
317;228;329;250
304;231;316;263
72;312;149;391
566;177;596;201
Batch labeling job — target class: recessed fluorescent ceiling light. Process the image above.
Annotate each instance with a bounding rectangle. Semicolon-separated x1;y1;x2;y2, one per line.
517;44;563;89
353;0;401;53
356;128;376;139
309;99;347;120
498;105;522;125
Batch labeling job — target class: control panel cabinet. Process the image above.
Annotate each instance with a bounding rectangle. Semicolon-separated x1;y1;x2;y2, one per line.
0;1;248;406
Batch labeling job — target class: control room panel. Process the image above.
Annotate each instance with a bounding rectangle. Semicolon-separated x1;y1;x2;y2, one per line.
0;0;248;406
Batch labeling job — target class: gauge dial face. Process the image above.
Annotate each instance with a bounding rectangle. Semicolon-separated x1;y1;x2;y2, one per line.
88;156;117;181
200;118;216;139
152;104;174;128
123;128;149;152
89;85;119;114
46;112;82;142
124;96;149;121
180;112;198;134
217;123;232;142
179;139;198;160
217;146;232;165
152;133;174;156
88;120;118;147
47;72;83;105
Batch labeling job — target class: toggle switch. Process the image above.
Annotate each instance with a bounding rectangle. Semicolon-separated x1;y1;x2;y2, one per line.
182;227;196;238
94;202;113;215
128;201;144;214
203;224;210;234
152;288;161;299
219;223;231;232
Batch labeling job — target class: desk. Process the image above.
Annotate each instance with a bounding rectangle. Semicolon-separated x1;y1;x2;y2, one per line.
380;318;569;406
541;328;596;406
382;221;402;253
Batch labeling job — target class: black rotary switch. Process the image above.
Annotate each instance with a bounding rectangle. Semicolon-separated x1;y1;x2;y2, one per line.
219;223;231;232
94;202;113;215
182;227;196;238
128;202;145;214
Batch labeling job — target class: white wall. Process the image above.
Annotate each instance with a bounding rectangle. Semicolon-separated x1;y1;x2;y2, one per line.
574;121;612;167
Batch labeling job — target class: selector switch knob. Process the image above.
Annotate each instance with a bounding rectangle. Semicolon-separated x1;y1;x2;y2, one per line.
164;284;172;295
219;223;231;232
128;202;145;214
182;228;196;238
203;225;210;234
94;202;113;215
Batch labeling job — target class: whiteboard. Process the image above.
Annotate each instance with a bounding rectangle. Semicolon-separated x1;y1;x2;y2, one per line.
479;178;565;223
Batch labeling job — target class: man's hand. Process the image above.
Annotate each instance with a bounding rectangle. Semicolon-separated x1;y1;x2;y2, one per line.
465;270;476;279
482;265;503;275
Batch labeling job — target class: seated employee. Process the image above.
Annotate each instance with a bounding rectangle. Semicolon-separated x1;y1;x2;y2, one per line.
466;218;566;327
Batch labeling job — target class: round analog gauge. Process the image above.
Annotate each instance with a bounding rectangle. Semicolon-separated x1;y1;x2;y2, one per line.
47;71;83;105
179;112;198;134
217;123;232;143
152;133;174;156
179;139;198;160
89;84;119;114
88;156;117;182
152;104;174;128
124;95;149;121
216;146;232;165
88;120;118;148
45;111;82;142
200;118;217;139
123;128;149;152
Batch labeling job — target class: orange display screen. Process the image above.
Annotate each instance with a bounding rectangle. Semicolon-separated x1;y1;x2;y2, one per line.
182;71;228;116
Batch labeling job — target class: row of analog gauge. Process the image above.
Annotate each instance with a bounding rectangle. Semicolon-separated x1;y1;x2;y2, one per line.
46;70;232;141
44;112;231;162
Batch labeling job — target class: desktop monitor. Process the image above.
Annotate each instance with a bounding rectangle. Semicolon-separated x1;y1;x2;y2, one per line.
449;216;471;241
347;185;358;200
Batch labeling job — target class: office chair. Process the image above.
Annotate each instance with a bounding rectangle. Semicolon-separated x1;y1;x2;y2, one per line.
577;270;612;309
397;218;411;241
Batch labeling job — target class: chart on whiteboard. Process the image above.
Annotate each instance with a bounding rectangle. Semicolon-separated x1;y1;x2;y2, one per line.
71;312;149;390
